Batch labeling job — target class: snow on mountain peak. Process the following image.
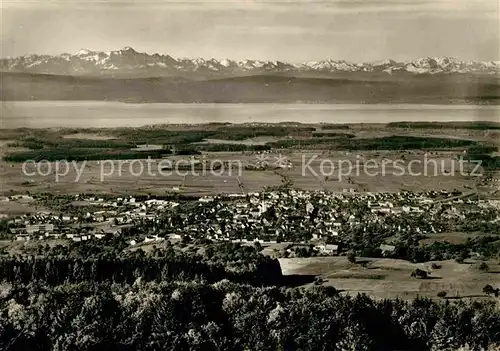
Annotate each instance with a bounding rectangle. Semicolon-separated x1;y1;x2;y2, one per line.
75;49;93;56
370;59;397;66
219;59;232;67
109;46;138;56
1;48;499;77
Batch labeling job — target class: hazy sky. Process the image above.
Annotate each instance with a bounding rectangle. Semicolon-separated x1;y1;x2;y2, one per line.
1;0;499;62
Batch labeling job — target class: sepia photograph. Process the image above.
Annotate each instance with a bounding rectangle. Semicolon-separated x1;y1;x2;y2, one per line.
1;0;500;350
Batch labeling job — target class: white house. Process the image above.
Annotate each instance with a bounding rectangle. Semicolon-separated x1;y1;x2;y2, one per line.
315;244;338;255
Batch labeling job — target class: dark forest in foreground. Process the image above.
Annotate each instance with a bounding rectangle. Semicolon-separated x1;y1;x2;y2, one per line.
2;72;499;104
1;241;500;351
3;281;500;351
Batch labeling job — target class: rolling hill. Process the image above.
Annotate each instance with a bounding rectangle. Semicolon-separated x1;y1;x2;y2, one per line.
1;72;499;104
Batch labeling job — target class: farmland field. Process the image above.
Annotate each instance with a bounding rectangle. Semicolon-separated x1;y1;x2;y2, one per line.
0;150;484;196
279;257;500;300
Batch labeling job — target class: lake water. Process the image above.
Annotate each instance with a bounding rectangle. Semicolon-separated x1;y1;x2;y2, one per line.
1;102;499;128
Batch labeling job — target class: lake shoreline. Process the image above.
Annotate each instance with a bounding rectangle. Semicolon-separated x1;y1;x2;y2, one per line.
2;102;499;129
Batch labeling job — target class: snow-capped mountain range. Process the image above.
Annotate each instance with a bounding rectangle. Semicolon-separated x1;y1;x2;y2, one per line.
1;46;499;77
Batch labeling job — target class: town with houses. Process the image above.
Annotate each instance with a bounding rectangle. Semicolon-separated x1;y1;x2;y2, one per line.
2;189;499;257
